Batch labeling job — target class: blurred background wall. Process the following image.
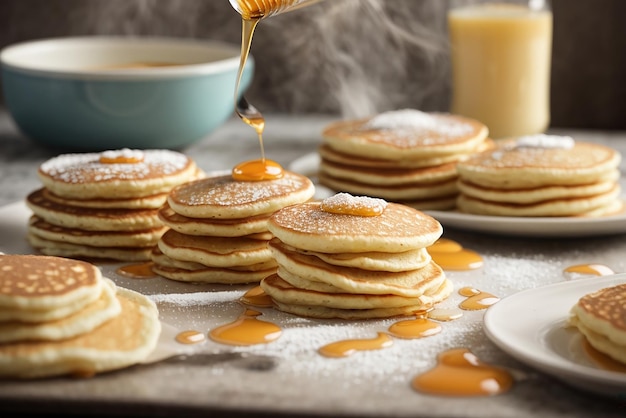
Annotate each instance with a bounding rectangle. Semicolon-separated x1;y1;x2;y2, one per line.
0;0;624;129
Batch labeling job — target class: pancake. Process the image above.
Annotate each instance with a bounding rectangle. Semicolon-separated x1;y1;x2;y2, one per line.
157;230;274;268
28;215;166;248
569;283;626;365
0;285;161;379
151;264;276;284
261;274;452;311
455;135;623;217
158;203;271;237
267;277;453;320
456;136;621;189
0;279;120;343
41;188;169;210
38;148;199;199
269;239;446;298
317;171;459;201
27;233;154;262
27;188;162;232
267;201;443;253
0;254;102;312
322;109;489;160
167;171;315;219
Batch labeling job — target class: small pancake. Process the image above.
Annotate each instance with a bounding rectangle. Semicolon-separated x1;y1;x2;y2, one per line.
456;185;621;217
289;244;432;272
320;159;458;186
167;171;315;219
27;189;162;232
267;201;443;253
38;148;199;199
318;171;459;201
0;285;161;379
158;203;271;237
27;233;154;262
0;279;120;343
269;240;447;298
266;278;453;320
0;254;102;311
569;283;626;364
261;274;450;310
157;230;273;268
457;173;620;204
322;109;488;160
28;215;166;248
456;137;621;189
150;246;276;272
151;263;275;284
41;188;169;210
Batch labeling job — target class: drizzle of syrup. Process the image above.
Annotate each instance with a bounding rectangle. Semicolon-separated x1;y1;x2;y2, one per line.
175;330;206;345
458;287;500;310
563;264;615;277
209;308;282;346
240;285;274;308
116;262;156;279
232;14;284;181
318;332;393;358
387;311;442;339
412;348;514;396
582;338;626;373
99;155;143;164
428;238;483;270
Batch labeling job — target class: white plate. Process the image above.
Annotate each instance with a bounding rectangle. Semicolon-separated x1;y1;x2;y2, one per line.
289;152;626;238
484;274;626;398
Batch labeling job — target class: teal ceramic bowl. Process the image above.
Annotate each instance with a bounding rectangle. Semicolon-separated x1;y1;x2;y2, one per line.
0;36;253;151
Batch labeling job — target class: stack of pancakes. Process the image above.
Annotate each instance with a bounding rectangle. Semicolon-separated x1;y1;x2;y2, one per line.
455;135;623;216
151;171;316;284
26;149;202;261
260;193;453;319
569;283;626;365
318;109;490;210
0;254;160;378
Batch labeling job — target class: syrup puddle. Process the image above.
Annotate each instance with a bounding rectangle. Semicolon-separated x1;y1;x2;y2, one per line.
388;313;442;339
175;330;206;345
458;287;500;310
319;332;393;358
412;348;514;396
428;238;483;270
582;338;626;373
209;308;282;346
116;262;157;279
563;263;615;279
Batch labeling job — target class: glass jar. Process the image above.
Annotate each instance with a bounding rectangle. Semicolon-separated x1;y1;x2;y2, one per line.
448;0;553;139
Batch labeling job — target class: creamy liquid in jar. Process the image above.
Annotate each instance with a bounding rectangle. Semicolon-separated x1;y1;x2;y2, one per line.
448;3;553;139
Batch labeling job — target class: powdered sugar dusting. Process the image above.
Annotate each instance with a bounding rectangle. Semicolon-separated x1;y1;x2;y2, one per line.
363;109;475;141
515;134;575;149
320;192;387;216
100;148;145;161
39;149;191;184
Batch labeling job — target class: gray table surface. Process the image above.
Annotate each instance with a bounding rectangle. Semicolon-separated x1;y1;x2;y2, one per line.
1;107;626;417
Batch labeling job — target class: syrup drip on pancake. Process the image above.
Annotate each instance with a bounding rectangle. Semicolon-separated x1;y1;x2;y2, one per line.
99;149;144;164
412;348;514;396
320;193;387;217
232;4;284;181
458;287;499;310
240;285;273;308
581;338;626;373
116;262;157;279
318;332;393;358
209;308;282;346
563;263;615;278
387;313;442;339
428;238;483;271
175;330;206;345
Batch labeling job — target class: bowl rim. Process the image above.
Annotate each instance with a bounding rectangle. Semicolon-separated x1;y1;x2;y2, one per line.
0;35;250;80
